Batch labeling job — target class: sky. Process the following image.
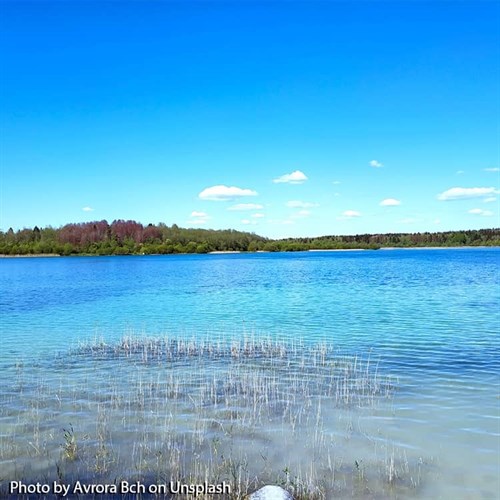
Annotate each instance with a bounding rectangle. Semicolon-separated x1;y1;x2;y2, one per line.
1;1;499;238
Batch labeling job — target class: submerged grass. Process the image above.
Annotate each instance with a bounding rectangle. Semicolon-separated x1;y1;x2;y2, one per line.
0;334;431;498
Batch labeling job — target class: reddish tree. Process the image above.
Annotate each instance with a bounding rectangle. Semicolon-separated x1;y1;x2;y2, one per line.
142;223;162;243
110;220;144;243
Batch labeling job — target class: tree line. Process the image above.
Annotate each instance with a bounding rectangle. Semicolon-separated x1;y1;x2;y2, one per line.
0;220;499;256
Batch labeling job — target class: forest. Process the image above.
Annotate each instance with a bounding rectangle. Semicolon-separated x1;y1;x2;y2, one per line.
0;220;499;256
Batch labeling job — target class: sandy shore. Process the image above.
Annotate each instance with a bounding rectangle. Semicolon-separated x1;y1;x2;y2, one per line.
208;250;241;254
308;248;367;252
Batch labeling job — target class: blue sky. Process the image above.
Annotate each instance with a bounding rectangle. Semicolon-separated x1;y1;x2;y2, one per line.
1;1;498;238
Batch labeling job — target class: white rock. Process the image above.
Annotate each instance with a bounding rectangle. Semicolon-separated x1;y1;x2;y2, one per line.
248;485;293;500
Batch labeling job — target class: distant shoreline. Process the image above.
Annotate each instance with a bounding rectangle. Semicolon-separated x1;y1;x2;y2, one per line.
1;246;498;258
308;248;367;252
306;247;494;251
0;253;61;258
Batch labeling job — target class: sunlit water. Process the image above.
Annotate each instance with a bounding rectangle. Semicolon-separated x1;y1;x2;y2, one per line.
0;249;499;498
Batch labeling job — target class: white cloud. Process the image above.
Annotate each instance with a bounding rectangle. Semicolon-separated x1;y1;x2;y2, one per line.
290;209;312;220
456;170;465;175
273;170;308;184
437;187;499;201
82;206;94;212
342;210;361;218
241;219;257;225
434;218;441;224
332;180;341;185
399;218;416;224
199;185;257;201
227;203;264;211
468;208;494;216
251;213;265;218
484;197;497;203
484;167;500;172
369;160;383;168
380;198;401;206
286;200;318;208
188;210;210;226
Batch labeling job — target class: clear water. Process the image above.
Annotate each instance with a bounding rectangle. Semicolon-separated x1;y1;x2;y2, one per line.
1;249;499;498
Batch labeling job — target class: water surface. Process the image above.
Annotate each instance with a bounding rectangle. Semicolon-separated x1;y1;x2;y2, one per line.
1;249;498;498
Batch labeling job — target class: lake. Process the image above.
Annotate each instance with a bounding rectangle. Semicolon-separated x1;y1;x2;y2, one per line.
1;249;499;498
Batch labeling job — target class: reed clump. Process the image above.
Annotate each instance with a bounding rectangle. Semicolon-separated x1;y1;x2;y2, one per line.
0;334;429;498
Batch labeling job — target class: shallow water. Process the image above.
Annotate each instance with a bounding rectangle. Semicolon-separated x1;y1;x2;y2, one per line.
0;249;499;498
